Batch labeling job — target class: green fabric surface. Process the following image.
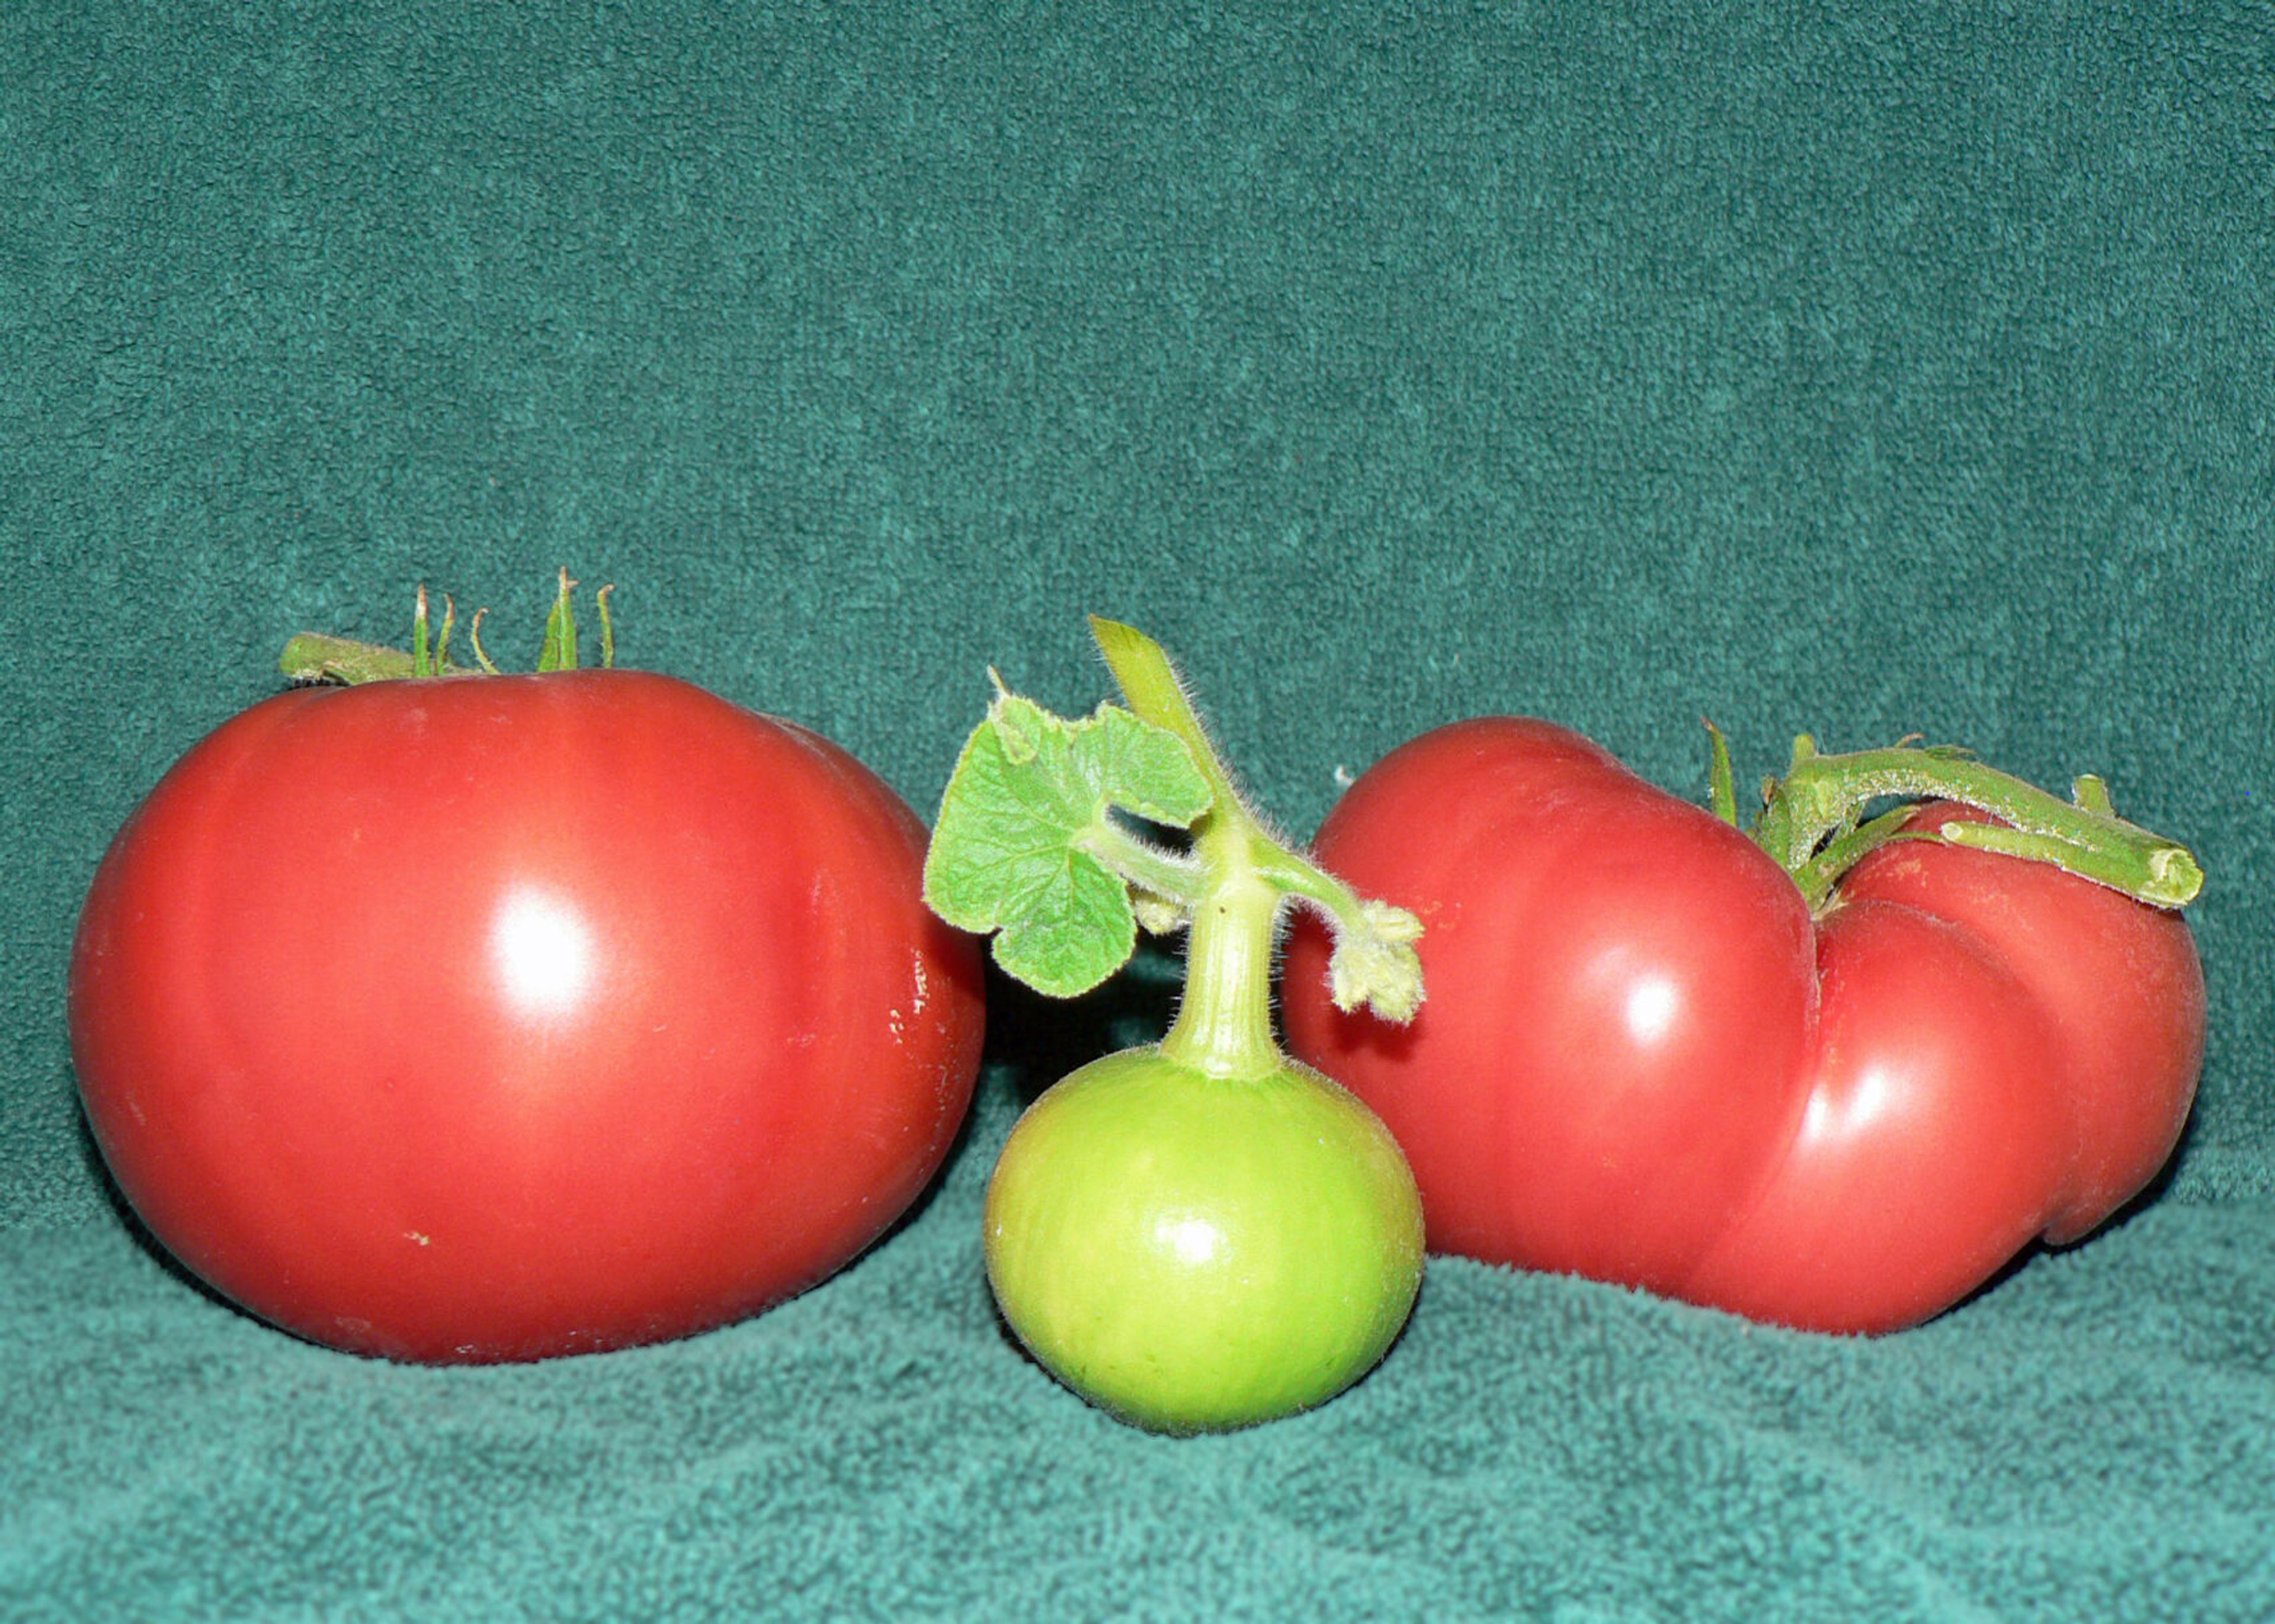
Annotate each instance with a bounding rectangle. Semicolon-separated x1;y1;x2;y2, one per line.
5;2;2270;1617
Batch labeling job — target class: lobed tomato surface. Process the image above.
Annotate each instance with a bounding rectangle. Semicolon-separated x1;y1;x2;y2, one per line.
69;670;985;1362
1281;718;2204;1334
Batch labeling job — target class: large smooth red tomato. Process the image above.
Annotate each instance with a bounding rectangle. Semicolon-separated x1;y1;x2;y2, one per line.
1281;718;2203;1334
69;670;985;1362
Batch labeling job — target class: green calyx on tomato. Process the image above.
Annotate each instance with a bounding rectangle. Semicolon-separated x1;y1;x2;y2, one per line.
925;618;1426;1434
1705;723;2204;912
279;568;616;685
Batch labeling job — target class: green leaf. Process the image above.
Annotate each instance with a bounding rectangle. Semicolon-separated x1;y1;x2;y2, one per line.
925;689;1214;999
1704;720;1738;826
537;569;579;672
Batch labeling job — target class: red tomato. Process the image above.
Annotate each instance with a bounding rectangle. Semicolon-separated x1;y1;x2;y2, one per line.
1281;718;2204;1334
69;670;985;1363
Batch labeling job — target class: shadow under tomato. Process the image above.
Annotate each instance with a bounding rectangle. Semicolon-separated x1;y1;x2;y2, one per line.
72;1105;247;1323
1899;1103;2203;1328
982;1262;1432;1437
978;942;1182;1109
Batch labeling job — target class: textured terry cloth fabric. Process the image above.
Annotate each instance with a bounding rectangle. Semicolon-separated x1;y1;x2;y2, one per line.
4;1079;2273;1623
4;2;2272;1619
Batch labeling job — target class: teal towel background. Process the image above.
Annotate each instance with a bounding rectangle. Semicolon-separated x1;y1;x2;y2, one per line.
5;3;2271;1617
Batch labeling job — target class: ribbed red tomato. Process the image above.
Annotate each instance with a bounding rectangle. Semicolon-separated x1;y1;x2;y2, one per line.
69;670;984;1362
1281;718;2204;1334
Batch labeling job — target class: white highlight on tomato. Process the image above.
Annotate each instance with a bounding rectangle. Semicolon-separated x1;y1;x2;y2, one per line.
1803;1063;1898;1142
1156;1215;1223;1266
1624;976;1681;1045
491;888;596;1018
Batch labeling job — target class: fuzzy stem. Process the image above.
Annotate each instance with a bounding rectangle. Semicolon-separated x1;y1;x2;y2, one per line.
1784;804;1928;910
1071;822;1210;912
1757;736;2203;909
1089;618;1246;824
1087;617;1424;1068
1159;839;1284;1080
1090;619;1286;1077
